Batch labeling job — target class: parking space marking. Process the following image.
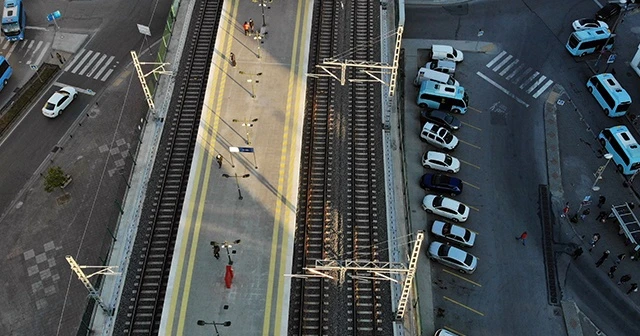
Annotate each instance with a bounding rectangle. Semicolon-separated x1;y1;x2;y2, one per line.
443;296;485;316
442;269;482;287
468;106;483;114
460;121;482;131
468;205;480;212
462;181;480;190
459;159;481;170
459;140;481;150
476;71;530;108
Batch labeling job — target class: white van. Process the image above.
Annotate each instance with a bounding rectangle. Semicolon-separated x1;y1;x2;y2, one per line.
414;67;460;86
425;60;456;75
432;44;464;62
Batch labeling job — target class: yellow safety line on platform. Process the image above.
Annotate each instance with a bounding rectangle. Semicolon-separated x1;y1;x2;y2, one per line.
166;1;239;335
443;296;485;316
263;1;308;335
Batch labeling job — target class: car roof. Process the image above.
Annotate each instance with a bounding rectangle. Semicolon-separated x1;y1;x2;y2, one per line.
427;151;446;160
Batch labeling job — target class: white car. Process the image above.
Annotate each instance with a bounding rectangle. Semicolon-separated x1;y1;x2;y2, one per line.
422;151;460;173
431;220;476;248
427;241;478;274
422;194;469;222
435;328;462;336
572;18;609;31
431;44;464;62
420;122;459;151
42;86;78;118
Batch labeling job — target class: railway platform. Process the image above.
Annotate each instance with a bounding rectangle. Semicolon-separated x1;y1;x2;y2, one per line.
157;1;312;335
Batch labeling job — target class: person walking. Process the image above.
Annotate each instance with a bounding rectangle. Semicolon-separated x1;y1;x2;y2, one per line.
213;243;221;260
627;283;638;295
598;195;606;208
561;202;570;218
618;274;632;285
608;265;618;278
515;231;528;246
615;253;626;265
249;18;255;34
589;233;601;252
243;21;250;35
596;211;608;222
580;208;591;221
572;247;584;260
229;52;236;67
216;154;224;169
595;250;610;267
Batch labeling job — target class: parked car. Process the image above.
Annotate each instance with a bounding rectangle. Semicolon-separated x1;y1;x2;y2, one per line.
420;109;461;130
431;44;464;62
572;18;608;31
422;194;469;222
431;220;476;247
420;122;459;151
42;86;78;118
596;3;621;21
427;241;478;274
420;173;463;196
435;328;462;336
425;60;456;74
421;151;460;173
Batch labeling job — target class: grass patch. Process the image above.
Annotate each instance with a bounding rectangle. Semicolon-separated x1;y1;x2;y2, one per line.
0;63;61;136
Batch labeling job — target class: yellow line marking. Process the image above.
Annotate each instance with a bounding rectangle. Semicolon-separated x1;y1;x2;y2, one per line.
442;269;482;287
443;296;485;316
468;205;480;212
462;181;480;190
461;121;482;131
459;140;481;150
459;159;481;170
444;326;466;336
173;1;239;335
468;106;483;113
264;1;308;335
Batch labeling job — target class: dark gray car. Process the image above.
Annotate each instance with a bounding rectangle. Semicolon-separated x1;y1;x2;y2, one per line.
420;109;461;130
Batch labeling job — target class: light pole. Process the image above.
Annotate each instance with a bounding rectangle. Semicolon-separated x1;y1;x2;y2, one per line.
196;320;231;336
232;118;258;145
222;173;250;200
253;33;263;59
258;0;269;29
210;239;242;265
238;71;262;99
595;0;627;70
592;153;614;191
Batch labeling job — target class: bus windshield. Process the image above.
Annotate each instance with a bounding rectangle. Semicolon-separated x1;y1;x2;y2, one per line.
2;22;19;34
617;102;631;113
463;92;469;106
568;34;579;48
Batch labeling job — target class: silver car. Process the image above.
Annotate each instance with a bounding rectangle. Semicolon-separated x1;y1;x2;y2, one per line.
427;241;478;274
431;220;476;248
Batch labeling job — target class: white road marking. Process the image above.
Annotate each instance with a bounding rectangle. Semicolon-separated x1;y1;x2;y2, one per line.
492;54;512;72
506;63;524;80
33;41;51;66
71;50;93;73
476;71;530;108
5;42;17;60
100;69;114;82
64;48;85;71
533;80;554;99
499;59;518;76
486;50;506;68
519;71;539;90
86;54;106;77
94;56;114;80
527;75;547;94
78;52;100;75
26;40;43;64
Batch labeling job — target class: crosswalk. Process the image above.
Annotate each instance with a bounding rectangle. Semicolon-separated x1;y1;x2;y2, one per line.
1;38;51;67
484;50;554;99
63;48;115;82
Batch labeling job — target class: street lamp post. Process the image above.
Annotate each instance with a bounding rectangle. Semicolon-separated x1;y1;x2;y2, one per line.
592;153;614;191
232;118;259;145
210;239;242;265
238;71;262;99
196;320;231;336
258;0;269;29
595;0;628;70
253;33;263;59
222;173;250;200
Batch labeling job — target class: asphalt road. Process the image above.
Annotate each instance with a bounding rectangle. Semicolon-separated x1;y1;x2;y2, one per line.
405;0;640;335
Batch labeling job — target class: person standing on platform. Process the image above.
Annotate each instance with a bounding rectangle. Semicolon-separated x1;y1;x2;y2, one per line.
627;283;638;295
618;274;632;285
243;21;250;35
598;195;606;208
515;231;528;246
595;250;610;267
249;18;254;34
572;247;583;260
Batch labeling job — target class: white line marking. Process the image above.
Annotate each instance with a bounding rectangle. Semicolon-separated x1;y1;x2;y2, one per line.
476;71;530;108
25;26;49;31
34;41;50;66
1;39;9;50
5;42;17;60
506;63;524;80
86;54;106;77
26;40;43;64
519;71;539;90
64;48;85;71
527;75;547;94
493;55;513;72
100;68;114;82
486;50;506;68
52;81;96;96
533;80;554;99
71;50;93;73
93;55;114;80
79;52;100;75
514;67;532;84
499;59;519;76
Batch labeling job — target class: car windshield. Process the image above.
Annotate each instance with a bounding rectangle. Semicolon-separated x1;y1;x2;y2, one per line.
433;174;450;185
464;254;474;267
438;244;450;256
45;102;55;110
443;154;452;165
57;91;70;97
443;133;453;143
444;115;454;123
457;204;466;214
452;49;459;57
463;230;471;240
580;19;596;26
433;196;443;207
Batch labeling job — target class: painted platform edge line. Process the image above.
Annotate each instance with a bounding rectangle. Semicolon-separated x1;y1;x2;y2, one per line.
160;0;237;335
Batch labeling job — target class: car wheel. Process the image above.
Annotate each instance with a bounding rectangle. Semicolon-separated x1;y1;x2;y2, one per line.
458;269;467;274
73;94;78;99
2;79;7;87
426;209;434;214
580;52;587;57
588;86;593;93
452;218;459;223
447;169;454;173
617;164;623;173
452;108;461;114
419;103;427;108
604;108;609;116
599;138;605;146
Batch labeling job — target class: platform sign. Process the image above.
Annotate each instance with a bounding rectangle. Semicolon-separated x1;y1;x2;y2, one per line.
607;54;617;64
136;24;151;37
238;147;254;153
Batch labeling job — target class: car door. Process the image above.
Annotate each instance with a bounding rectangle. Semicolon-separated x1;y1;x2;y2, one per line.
58;95;69;111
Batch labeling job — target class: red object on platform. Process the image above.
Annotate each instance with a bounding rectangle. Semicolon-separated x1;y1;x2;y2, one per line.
225;265;234;288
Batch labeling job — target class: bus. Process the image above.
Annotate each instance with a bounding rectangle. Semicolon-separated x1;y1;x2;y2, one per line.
598;125;640;175
0;56;12;91
565;28;613;57
417;80;469;114
1;0;25;42
586;73;631;117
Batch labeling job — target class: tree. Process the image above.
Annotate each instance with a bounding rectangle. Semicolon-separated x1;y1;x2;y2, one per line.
44;166;70;193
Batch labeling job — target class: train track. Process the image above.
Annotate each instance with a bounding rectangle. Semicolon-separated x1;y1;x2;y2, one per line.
289;0;387;335
121;0;223;334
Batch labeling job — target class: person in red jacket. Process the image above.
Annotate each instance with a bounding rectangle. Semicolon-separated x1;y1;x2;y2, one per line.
515;231;528;246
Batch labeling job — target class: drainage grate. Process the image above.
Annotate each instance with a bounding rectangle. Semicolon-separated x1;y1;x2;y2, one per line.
539;184;560;305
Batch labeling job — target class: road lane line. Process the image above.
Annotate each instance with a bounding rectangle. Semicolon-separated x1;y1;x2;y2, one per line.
442;269;482;287
486;50;506;68
499;58;518;76
460;121;482;131
26;40;43;64
459;139;481;150
33;41;50;66
100;69;114;82
5;42;17;60
492;54;512;72
86;54;106;77
533;79;554;99
443;296;485;316
79;52;100;75
93;55;114;79
64;48;85;70
460;159;481;170
476;71;530;108
70;50;93;73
